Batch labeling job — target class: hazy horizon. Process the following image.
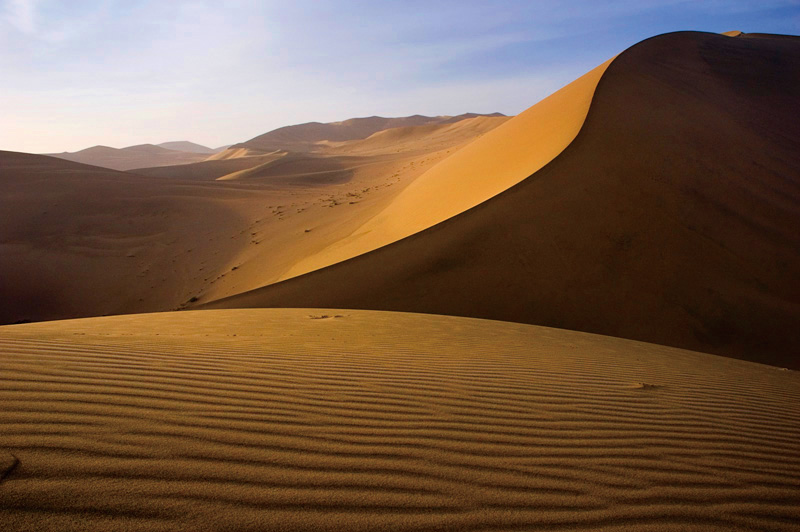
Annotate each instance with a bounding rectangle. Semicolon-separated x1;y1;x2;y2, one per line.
2;0;799;153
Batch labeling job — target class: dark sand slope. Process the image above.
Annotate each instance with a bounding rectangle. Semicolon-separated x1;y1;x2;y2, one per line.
0;152;256;324
1;309;799;531
207;32;800;368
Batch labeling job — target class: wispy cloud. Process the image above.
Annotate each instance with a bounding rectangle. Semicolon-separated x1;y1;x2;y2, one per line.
1;0;798;153
3;0;38;33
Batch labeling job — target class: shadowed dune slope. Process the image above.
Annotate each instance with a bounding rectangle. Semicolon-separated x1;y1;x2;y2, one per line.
0;151;259;324
1;309;798;531
205;32;800;368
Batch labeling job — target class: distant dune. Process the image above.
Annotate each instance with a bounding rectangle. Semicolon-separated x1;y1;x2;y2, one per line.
156;141;223;154
46;143;209;171
1;309;798;531
322;115;511;156
0;113;508;324
140;116;510;182
204;32;800;369
225;113;506;155
133;151;287;180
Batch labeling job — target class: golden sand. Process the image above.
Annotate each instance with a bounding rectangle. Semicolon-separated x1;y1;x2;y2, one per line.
1;309;798;531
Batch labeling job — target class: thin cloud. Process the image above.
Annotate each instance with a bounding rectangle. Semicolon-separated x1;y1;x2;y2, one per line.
2;0;38;33
1;0;798;153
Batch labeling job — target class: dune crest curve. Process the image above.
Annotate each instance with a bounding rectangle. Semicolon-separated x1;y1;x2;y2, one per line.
203;32;800;368
278;59;613;281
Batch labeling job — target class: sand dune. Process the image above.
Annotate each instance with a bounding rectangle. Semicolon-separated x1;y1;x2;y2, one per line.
1;112;508;324
139;116;509;182
322;115;511;156
204;32;800;369
1;309;798;531
204;146;263;161
228;113;506;154
133;151;287;181
47;144;209;171
0;151;264;324
156;141;223;155
278;60;610;280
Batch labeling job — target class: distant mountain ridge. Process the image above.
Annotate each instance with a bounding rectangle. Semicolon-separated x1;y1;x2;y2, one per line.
44;114;505;170
157;141;228;154
46;143;211;171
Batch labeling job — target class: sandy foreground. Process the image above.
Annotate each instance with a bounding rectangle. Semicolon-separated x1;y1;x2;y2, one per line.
1;308;799;531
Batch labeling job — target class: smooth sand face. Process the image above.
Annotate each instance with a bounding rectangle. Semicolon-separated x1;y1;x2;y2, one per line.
279;60;611;280
207;32;800;369
1;309;799;531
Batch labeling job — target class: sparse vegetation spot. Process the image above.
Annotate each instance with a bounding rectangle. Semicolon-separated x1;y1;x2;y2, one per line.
308;314;344;320
631;382;661;390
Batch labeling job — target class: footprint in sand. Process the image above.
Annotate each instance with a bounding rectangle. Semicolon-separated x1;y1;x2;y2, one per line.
0;451;19;483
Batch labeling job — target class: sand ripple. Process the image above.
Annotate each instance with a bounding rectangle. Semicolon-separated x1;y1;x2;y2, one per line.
1;309;798;531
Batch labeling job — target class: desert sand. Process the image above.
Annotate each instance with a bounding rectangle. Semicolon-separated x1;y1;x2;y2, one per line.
204;32;800;369
1;309;799;531
278;60;611;280
0;114;508;325
228;113;506;154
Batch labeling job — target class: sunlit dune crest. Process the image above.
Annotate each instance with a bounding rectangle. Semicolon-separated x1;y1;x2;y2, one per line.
279;59;611;280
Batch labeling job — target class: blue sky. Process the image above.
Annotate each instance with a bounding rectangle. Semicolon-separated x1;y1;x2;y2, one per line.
1;0;798;153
